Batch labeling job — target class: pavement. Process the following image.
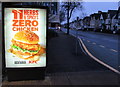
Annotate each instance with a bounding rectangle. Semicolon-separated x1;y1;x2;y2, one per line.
2;30;120;86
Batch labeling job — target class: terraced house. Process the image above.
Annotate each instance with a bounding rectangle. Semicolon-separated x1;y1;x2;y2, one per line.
68;8;119;34
99;12;107;32
105;10;118;33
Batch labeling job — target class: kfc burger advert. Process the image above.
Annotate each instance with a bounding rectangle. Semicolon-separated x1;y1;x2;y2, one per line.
4;8;46;68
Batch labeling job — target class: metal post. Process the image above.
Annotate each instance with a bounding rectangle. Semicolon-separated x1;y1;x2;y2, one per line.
76;17;79;55
67;2;70;34
76;28;78;55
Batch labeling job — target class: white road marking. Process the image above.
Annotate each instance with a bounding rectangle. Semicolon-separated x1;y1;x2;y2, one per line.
110;49;118;53
78;37;120;74
71;34;75;37
99;45;105;48
92;43;96;45
78;39;87;55
70;33;120;74
72;34;76;37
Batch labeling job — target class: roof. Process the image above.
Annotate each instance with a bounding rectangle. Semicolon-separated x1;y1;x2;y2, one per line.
90;13;100;20
90;14;94;18
83;16;90;20
113;13;118;19
101;12;107;20
108;10;118;19
94;13;101;20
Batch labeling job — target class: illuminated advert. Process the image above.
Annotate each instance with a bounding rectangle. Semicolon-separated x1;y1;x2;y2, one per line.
4;8;46;68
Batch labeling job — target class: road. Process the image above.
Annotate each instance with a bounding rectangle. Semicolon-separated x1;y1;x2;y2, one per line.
46;30;112;74
61;28;119;72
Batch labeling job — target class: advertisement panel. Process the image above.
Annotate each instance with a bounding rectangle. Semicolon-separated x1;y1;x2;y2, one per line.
4;8;46;68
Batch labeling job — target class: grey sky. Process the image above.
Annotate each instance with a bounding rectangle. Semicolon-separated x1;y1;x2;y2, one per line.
84;2;118;16
70;2;119;22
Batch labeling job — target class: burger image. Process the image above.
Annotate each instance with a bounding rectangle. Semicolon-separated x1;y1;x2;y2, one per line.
8;30;45;61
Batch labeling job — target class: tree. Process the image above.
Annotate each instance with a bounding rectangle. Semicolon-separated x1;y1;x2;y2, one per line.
61;2;83;34
59;11;66;23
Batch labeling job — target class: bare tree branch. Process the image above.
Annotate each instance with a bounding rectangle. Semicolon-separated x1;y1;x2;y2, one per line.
69;6;75;19
61;2;83;34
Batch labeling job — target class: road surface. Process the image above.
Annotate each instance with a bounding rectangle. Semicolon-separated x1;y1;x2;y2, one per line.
61;28;119;72
47;30;112;73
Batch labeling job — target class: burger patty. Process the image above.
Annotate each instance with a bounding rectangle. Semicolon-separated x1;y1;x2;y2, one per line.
12;39;40;51
9;46;45;56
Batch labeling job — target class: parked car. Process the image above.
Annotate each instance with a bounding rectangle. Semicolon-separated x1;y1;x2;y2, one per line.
49;26;61;30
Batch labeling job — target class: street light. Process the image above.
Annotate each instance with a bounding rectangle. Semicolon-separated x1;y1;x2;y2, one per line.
75;17;79;55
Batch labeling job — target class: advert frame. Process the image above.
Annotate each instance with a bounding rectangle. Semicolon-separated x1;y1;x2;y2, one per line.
2;2;48;70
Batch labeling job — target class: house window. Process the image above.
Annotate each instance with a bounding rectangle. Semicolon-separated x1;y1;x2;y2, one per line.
52;3;54;6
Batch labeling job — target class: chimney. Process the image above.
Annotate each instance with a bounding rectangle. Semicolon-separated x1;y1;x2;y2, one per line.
98;11;102;14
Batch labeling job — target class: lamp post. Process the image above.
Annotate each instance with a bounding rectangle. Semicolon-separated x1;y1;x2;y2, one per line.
75;17;79;55
67;2;70;34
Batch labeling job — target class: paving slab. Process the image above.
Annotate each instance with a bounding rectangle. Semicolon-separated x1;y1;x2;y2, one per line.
2;76;51;86
67;71;119;85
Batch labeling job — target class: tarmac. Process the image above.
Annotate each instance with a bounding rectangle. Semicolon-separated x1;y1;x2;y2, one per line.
2;30;120;86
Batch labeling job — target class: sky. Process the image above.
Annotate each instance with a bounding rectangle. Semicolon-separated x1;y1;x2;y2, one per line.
83;2;118;16
69;2;119;23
